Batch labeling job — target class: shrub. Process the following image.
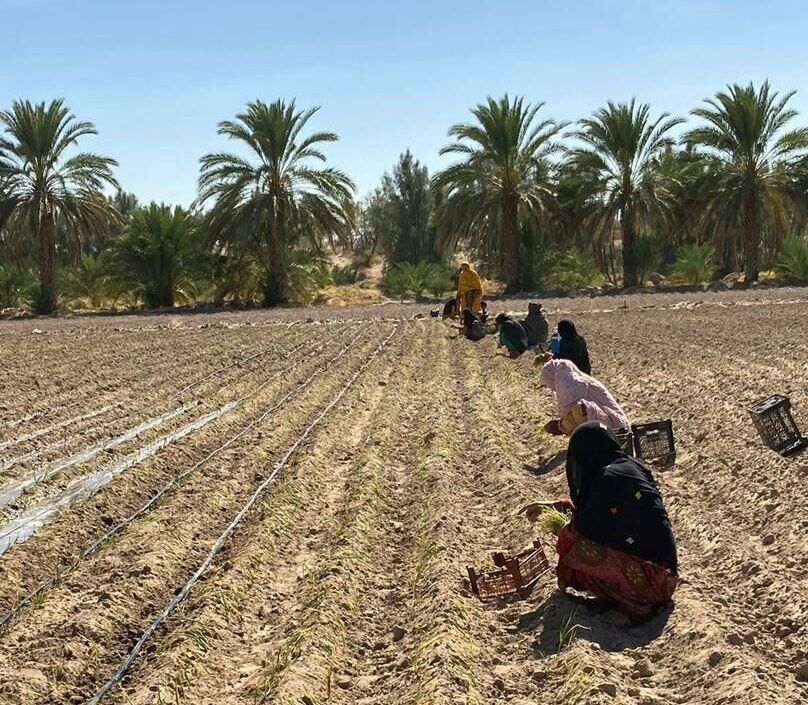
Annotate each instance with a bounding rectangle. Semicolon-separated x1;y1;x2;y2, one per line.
671;242;715;284
546;250;603;291
286;249;331;303
0;264;37;309
775;237;808;279
330;264;359;286
381;261;439;297
426;265;455;298
61;253;116;309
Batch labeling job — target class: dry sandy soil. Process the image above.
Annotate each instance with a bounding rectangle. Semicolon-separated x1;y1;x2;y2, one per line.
0;288;806;704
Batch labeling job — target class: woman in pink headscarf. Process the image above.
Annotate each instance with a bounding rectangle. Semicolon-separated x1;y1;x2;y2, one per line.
539;359;629;436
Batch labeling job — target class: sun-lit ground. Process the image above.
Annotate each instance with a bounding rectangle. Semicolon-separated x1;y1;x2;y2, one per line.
0;288;806;704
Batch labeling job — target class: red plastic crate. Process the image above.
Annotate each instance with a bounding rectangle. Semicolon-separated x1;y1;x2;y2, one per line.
467;538;552;599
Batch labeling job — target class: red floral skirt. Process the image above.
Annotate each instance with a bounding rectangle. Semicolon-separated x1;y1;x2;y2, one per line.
556;523;679;619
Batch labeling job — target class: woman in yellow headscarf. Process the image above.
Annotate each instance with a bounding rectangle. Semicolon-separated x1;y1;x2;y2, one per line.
456;262;483;316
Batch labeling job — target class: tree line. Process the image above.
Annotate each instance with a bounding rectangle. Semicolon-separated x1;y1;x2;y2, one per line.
2;81;808;314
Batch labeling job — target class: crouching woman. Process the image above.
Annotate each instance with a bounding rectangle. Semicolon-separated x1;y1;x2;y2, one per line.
539;359;628;436
525;423;679;620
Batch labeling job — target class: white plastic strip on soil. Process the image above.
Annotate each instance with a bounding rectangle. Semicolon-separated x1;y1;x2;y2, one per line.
0;403;196;502
0;405;116;452
0;324;358;563
85;325;398;705
0;329;367;630
0;402;237;556
0;326;291;440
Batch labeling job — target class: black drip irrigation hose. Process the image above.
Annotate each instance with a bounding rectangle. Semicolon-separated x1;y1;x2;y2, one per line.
0;319;313;437
0;325;358;525
0;325;366;631
85;325;398;704
1;322;311;441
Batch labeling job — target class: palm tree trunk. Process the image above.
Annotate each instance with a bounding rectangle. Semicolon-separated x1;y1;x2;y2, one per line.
502;197;520;293
743;199;760;285
264;226;289;306
621;210;638;287
36;218;57;314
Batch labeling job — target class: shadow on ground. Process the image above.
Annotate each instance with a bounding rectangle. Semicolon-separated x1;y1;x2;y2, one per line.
514;591;673;655
524;449;566;476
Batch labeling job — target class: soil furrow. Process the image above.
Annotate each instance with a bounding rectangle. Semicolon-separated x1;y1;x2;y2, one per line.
0;326;375;620
0;326;394;704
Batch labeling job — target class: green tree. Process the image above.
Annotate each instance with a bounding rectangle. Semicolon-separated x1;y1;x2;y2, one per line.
0;99;119;313
198;99;355;306
356;151;435;264
570;100;683;287
114;203;196;308
355;188;394;254
384;151;435;264
432;95;565;293
685;81;808;284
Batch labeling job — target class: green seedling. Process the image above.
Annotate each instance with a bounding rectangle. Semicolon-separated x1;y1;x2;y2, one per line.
539;507;570;536
557;610;580;653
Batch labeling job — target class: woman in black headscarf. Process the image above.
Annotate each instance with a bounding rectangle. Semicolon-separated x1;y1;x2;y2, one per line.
523;423;679;619
556;319;591;374
461;308;485;341
495;313;528;357
522;301;548;348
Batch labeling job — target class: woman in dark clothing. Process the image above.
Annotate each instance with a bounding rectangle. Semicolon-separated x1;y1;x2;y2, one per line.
557;319;591;374
442;297;457;319
522;423;679;619
461;308;485;341
495;313;528;357
522;302;548;348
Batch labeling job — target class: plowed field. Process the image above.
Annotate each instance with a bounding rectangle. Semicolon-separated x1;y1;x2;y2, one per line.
0;289;806;705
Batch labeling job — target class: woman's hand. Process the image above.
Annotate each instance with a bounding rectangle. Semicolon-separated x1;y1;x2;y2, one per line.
533;353;549;368
518;502;545;523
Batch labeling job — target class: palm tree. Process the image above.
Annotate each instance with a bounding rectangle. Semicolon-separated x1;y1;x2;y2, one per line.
432;95;566;293
570;100;683;287
685;81;808;284
0;100;118;313
114;203;197;308
649;146;718;267
198;99;355;306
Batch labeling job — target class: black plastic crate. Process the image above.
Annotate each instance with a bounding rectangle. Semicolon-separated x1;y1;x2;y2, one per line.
632;420;675;463
614;427;635;456
748;394;807;456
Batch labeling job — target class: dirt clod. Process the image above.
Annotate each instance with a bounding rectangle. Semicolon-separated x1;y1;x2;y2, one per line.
599;682;618;697
633;659;654;678
334;675;351;689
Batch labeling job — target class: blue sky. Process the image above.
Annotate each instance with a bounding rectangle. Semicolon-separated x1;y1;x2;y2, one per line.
3;0;808;205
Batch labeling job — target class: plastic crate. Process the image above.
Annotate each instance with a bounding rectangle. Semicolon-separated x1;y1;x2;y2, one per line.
632;420;675;463
748;394;807;456
467;539;551;600
614;427;635;456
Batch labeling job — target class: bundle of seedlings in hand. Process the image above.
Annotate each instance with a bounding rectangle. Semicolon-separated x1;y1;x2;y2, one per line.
538;507;570;536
